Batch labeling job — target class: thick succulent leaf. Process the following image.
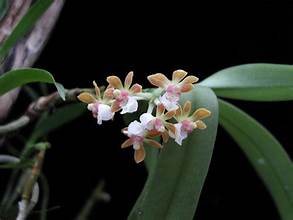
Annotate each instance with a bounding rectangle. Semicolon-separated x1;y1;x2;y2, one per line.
200;63;293;101
218;99;293;220
0;68;65;100
0;0;53;58
128;86;218;220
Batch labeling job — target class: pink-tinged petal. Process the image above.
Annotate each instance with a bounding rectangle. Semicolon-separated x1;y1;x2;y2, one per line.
103;87;114;100
121;138;133;148
183;101;192;115
93;81;100;97
145;139;162;148
77;92;96;104
106;76;123;89
140;113;155;129
97;104;114;125
159;94;179;111
181;75;199;84
192;108;211;121
130;83;142;93
172;69;188;82
195;120;207;129
124;71;134;89
147;73;169;88
180;83;193;93
120;96;138;114
154;118;165;132
128;120;145;137
134;145;145;163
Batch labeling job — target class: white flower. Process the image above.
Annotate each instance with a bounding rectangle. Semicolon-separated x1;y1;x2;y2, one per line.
88;102;114;125
120;96;138;114
159;92;179;111
169;120;194;145
140;113;165;132
127;120;145;137
107;71;142;114
140;113;155;129
124;120;145;150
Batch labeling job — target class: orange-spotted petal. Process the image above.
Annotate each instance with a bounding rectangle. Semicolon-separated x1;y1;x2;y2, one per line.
121;138;133;148
130;83;142;93
183;101;192;115
77;92;97;104
172;69;188;82
164;110;176;120
147;73;169;88
195;120;207;129
156;104;165;116
134;145;145;163
162;130;169;143
106;76;123;89
181;75;199;84
147;129;161;138
111;100;121;112
165;122;176;134
192;108;211;121
145;139;162;148
180;83;193;93
92;81;100;97
175;106;182;118
103;87;114;100
124;71;133;89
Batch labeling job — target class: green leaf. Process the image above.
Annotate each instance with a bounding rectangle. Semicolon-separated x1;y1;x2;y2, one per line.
218;99;293;220
0;0;53;59
200;63;293;101
0;68;66;100
128;86;219;220
28;103;86;143
0;0;8;21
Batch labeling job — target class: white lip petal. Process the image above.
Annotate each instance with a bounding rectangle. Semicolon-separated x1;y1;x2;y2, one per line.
128;120;145;136
159;93;179;111
97;104;114;125
169;123;188;145
140;113;155;129
120;96;138;114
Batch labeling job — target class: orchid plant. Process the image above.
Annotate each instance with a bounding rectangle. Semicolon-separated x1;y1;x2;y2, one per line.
0;1;293;220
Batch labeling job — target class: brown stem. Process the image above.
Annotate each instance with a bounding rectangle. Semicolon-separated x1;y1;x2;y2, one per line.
0;88;83;136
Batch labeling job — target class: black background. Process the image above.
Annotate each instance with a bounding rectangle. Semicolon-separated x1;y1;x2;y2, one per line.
23;2;293;219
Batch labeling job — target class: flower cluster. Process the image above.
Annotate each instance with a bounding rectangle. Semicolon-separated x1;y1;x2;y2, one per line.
78;70;211;163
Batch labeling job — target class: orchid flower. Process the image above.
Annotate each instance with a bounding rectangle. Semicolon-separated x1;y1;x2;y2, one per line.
77;81;114;125
139;104;176;143
107;71;142;114
169;101;211;145
121;120;162;163
147;70;199;111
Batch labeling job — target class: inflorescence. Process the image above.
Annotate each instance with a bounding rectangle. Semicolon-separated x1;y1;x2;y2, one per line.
77;70;211;163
